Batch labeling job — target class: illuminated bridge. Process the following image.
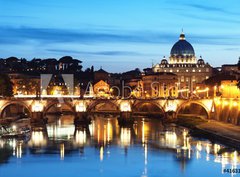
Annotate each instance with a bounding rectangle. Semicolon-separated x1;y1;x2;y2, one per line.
0;97;239;124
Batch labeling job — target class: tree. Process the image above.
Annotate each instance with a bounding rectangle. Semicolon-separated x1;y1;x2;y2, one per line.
17;78;39;95
0;74;13;97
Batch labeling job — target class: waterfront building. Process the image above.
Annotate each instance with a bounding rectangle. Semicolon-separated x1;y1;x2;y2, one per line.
220;80;240;98
93;80;110;98
142;72;178;98
9;73;40;95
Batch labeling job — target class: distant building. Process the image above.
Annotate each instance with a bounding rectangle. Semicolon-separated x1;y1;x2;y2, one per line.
93;80;110;98
220;58;240;81
152;32;212;92
94;68;109;83
205;73;239;98
9;73;40;95
142;72;178;98
220;80;240;98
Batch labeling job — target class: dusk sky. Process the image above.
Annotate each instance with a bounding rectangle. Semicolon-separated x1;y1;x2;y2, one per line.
0;0;240;72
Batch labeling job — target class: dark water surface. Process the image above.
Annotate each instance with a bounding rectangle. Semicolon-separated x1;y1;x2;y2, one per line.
0;115;239;177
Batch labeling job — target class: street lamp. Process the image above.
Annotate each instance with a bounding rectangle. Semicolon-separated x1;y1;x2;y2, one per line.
214;85;217;98
206;87;209;98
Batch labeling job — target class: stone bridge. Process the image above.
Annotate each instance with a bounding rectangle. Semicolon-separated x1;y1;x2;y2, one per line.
0;97;239;124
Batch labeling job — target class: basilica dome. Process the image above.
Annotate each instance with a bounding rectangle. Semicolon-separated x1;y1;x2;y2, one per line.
170;33;195;57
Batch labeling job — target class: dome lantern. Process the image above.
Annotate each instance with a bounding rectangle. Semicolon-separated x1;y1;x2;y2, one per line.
179;32;185;40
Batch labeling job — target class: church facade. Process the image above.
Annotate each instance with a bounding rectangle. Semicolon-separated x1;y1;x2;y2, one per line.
152;32;212;92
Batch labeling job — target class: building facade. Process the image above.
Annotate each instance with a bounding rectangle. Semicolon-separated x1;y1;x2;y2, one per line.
152;32;212;92
142;72;178;98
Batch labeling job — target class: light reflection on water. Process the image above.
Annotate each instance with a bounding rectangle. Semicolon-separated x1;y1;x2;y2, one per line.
0;115;240;177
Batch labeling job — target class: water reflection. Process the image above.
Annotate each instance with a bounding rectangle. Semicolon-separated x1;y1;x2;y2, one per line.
0;115;240;177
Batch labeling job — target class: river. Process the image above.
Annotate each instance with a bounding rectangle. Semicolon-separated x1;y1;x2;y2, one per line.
0;115;239;177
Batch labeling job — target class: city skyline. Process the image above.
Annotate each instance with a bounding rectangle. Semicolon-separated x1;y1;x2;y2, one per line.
0;0;240;72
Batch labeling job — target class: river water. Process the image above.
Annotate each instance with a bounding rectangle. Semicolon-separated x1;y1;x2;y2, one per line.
0;115;239;177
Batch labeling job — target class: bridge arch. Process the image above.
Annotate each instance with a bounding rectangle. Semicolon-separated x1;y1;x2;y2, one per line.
87;100;119;112
176;100;210;119
132;101;165;115
43;100;75;116
0;101;32;118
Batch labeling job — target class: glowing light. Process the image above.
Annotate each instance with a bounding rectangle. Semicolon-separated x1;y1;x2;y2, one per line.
29;131;46;147
206;143;210;154
107;120;113;142
12;125;17;131
15;95;80;98
75;130;86;145
142;121;145;144
196;142;202;151
32;101;44;112
165;131;177;148
223;101;229;106
214;98;221;106
165;104;177;112
120;101;131;112
16;142;22;159
75;101;87;112
233;101;238;107
60;143;65;160
182;129;189;150
41;89;47;95
214;144;221;154
120;128;131;146
232;151;238;164
100;146;104;161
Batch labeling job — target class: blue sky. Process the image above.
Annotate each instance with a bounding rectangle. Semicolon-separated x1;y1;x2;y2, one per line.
0;0;240;72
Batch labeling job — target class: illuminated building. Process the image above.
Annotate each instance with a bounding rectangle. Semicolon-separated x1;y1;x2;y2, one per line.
205;72;240;98
142;72;178;98
220;80;240;98
152;32;212;91
8;73;40;95
93;80;110;98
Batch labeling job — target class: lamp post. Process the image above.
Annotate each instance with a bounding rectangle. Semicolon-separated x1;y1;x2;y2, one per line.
206;87;209;98
214;86;217;98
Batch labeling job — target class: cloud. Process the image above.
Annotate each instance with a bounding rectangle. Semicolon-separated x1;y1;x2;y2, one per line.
0;25;240;47
184;3;240;16
0;26;176;45
186;4;225;13
179;13;240;24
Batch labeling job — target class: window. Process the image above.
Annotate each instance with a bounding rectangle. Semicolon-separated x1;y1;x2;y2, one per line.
192;76;196;82
181;76;184;82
